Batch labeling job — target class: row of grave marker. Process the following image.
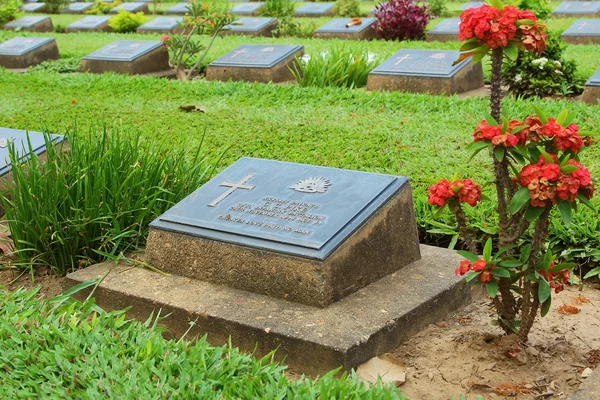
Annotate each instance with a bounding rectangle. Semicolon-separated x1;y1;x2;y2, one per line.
6;15;600;44
1;36;599;102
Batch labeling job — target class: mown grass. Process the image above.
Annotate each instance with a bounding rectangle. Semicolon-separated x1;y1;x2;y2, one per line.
0;287;406;398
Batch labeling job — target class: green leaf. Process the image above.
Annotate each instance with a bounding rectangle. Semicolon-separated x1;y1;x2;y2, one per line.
494;146;505;162
459;38;481;52
499;259;522;268
516;18;534;26
491;0;503;10
583;267;600;280
532;105;548;124
471;52;487;64
537;146;554;164
549;262;575;273
540;297;551;317
466;271;481;283
556;108;569;126
556;198;572;226
457;250;479;262
577;193;596;211
504;42;518;61
560;165;578;174
491;267;511;278
509;186;531;215
520;244;532;263
525;204;546;221
562;112;577;127
486;280;499;298
495;244;517;257
538;279;551;304
485;115;499;126
483;238;492;261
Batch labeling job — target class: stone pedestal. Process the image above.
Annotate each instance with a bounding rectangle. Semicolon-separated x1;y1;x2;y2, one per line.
4;16;54;32
231;2;264;16
81;40;170;76
313;18;377;40
206;44;303;83
221;17;278;37
137;17;184;34
66;16;112;33
61;2;94;13
426;18;459;43
164;3;189;15
552;2;600;18
561;19;600;44
582;69;600;105
294;3;335;17
109;2;149;14
0;37;59;69
20;2;46;12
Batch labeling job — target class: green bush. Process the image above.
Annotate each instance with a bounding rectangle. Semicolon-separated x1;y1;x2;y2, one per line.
292;46;378;88
260;0;295;19
259;0;315;37
333;0;361;17
44;0;70;14
85;0;122;15
3;128;215;275
429;0;452;18
108;10;146;33
28;58;80;73
518;0;552;20
0;287;407;399
502;32;585;98
0;0;21;26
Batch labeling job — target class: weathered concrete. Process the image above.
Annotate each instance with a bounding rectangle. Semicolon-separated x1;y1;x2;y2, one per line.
313;18;378;41
425;33;458;42
366;62;484;96
0;39;59;69
221;18;278;37
4;16;54;32
562;35;600;44
81;45;170;76
65;244;471;375
146;182;421;308
582;86;600;104
572;370;600;399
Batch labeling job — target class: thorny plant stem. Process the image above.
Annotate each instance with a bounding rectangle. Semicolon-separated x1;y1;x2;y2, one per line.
450;201;478;254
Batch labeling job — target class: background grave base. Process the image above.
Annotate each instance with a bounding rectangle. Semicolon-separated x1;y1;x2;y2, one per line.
0;40;59;69
582;86;600;104
81;47;170;75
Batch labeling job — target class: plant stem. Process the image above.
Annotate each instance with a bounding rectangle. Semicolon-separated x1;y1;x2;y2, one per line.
186;27;221;80
450;201;478;254
490;47;503;123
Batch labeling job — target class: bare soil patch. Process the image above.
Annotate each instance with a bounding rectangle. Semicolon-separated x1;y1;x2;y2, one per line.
0;267;66;298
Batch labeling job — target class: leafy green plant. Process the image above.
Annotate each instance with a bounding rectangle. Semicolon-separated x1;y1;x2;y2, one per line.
44;0;70;14
333;0;361;18
108;10;146;33
85;0;122;15
291;46;378;89
503;32;585;99
259;0;315;37
3;127;217;275
518;0;552;20
429;0;452;18
0;0;20;26
28;58;80;73
260;0;295;19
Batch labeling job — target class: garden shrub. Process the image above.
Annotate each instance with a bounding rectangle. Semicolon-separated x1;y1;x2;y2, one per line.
518;0;552;20
29;58;81;73
108;10;145;33
260;0;314;37
373;0;431;41
85;0;122;15
503;32;585;99
291;46;378;89
333;0;361;18
0;0;20;26
44;0;70;14
429;0;452;18
3;128;216;275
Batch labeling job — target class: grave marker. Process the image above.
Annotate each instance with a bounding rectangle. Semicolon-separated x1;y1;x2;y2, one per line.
552;2;600;17
222;17;278;37
426;18;460;42
366;49;484;95
0;37;59;69
561;19;600;44
61;2;94;13
137;17;184;34
164;3;190;15
81;40;170;75
66;16;111;33
294;3;335;17
20;2;46;12
109;2;149;14
313;17;378;40
460;1;485;10
582;69;600;104
231;3;264;16
4;16;53;32
206;44;303;83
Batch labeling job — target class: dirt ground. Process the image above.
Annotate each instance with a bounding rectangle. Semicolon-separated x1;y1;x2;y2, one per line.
1;268;598;400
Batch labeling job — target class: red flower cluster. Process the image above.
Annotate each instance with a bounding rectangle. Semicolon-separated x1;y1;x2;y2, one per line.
428;179;482;207
519;156;594;207
538;268;570;294
459;4;545;53
473;119;522;147
455;259;495;283
161;35;171;48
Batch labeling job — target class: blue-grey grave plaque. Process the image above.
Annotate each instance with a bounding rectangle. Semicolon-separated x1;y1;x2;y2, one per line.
294;2;335;17
81;40;169;75
164;3;190;14
583;69;600;104
314;18;377;40
460;1;485;10
83;40;162;62
109;2;148;14
231;2;264;15
209;44;302;68
426;18;459;42
66;16;111;32
561;19;600;43
137;17;183;33
0;37;59;68
61;2;94;13
367;49;484;95
588;69;600;86
223;17;277;36
146;157;421;307
4;16;53;32
0;128;65;178
553;2;600;17
20;2;46;12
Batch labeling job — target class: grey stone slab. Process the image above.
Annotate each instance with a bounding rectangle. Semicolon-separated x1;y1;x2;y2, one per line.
561;19;600;44
315;17;377;34
209;44;302;68
4;16;51;29
151;157;406;260
65;244;471;375
428;18;459;35
572;370;600;400
164;3;189;14
20;2;46;12
460;1;485;10
109;2;148;13
224;17;277;33
137;17;183;33
294;2;335;16
61;1;94;13
0;37;53;57
231;2;264;15
370;49;469;78
553;1;600;16
66;16;111;31
0;128;65;177
587;69;600;86
83;40;162;62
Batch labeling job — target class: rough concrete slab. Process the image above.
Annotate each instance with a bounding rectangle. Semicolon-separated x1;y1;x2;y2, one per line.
582;86;600;105
571;370;600;399
65;244;471;375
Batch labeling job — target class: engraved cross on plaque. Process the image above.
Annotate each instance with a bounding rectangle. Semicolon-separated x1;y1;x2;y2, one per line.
578;22;588;30
394;54;412;65
230;48;247;59
207;174;255;207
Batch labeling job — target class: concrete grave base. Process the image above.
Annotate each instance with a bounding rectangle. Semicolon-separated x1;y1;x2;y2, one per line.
66;23;112;33
65;244;471;376
561;35;600;44
221;20;278;37
0;40;59;69
81;46;170;75
136;25;185;34
425;33;458;42
553;12;600;18
4;18;53;32
205;48;303;83
582;85;600;104
366;62;484;95
313;29;377;41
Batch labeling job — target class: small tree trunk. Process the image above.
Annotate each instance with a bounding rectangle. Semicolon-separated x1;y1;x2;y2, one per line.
176;63;187;81
490;48;504;123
